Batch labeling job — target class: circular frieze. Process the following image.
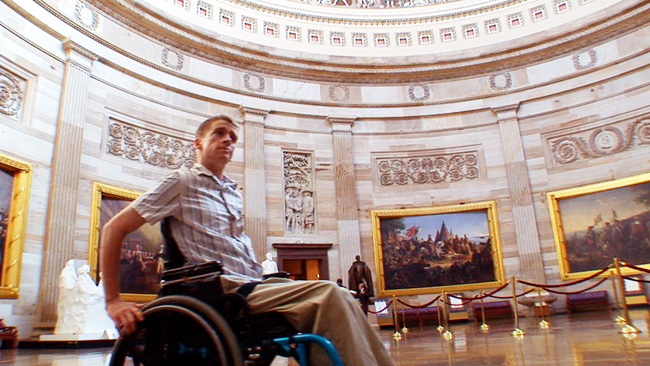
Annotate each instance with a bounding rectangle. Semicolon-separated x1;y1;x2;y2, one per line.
329;85;350;102
572;49;597;70
243;74;266;92
489;72;512;90
74;2;100;30
162;48;184;71
408;84;430;101
0;71;23;116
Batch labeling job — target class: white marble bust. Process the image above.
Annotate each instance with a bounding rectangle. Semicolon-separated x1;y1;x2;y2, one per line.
261;252;279;274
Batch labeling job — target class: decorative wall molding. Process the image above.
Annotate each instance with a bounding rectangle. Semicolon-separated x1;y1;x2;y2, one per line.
106;120;195;169
243;73;265;92
161;48;184;70
283;150;316;234
548;116;650;165
0;67;24;118
572;49;597;70
74;1;100;31
408;84;430;101
373;150;481;187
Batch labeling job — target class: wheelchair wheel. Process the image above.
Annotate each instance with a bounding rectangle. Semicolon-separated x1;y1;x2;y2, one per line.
109;295;243;366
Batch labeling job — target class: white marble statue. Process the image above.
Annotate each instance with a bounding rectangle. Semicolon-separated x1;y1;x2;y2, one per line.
54;260;117;337
261;252;279;274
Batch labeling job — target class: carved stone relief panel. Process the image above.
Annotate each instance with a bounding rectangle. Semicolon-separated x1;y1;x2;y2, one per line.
372;147;482;189
106;119;195;169
545;115;650;166
0;66;25;120
283;150;316;235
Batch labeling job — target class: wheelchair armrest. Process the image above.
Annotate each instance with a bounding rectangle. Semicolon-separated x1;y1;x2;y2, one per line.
161;261;224;283
262;271;290;280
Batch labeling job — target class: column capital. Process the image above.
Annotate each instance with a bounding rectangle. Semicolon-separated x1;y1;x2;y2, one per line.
239;106;269;125
328;116;356;133
62;39;97;70
491;103;520;121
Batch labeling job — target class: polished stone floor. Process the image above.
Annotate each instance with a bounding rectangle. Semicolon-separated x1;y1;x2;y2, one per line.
2;309;650;365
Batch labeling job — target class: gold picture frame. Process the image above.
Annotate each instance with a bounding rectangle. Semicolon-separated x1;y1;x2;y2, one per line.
89;182;163;302
548;172;650;280
371;201;505;297
0;154;32;298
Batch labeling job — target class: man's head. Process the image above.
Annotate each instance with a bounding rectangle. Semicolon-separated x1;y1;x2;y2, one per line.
194;115;239;177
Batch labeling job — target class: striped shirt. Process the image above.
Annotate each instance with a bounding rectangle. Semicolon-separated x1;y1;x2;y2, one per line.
130;163;263;281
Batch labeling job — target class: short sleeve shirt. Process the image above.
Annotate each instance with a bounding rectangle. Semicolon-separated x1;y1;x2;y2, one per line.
130;163;263;281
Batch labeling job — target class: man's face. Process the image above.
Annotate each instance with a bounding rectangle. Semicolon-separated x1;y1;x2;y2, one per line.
195;119;239;165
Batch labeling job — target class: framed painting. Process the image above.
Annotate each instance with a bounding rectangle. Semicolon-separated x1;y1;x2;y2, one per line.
548;172;650;280
88;182;163;302
0;154;32;298
371;201;505;297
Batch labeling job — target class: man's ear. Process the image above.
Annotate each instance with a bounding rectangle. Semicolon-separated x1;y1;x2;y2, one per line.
194;138;202;149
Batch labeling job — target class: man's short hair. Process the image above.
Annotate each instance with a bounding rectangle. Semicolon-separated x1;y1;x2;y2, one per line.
195;115;237;138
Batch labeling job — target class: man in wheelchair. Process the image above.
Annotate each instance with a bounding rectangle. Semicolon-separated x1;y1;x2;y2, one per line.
100;115;396;366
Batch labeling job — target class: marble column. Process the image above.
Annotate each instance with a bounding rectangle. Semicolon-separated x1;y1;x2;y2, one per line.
329;117;361;283
240;106;269;261
39;40;96;326
493;104;546;283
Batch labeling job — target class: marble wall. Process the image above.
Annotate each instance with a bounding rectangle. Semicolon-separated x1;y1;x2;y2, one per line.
0;0;649;338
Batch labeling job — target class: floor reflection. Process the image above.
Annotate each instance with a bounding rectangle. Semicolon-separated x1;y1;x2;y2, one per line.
3;309;650;365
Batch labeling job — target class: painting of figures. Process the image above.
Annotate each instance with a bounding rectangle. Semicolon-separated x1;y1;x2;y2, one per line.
89;182;164;302
0;168;14;282
548;173;650;279
371;201;505;297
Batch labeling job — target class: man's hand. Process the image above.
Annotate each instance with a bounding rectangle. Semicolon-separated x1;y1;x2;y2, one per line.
106;299;144;336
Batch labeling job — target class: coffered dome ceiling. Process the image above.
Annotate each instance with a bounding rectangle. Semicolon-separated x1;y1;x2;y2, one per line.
60;0;650;83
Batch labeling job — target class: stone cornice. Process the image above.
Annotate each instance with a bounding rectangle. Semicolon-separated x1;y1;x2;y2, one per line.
78;0;650;84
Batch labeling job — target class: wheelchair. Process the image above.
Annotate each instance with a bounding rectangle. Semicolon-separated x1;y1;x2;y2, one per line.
108;261;344;366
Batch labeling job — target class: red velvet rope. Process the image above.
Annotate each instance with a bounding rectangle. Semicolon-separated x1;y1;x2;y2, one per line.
489;287;534;299
444;294;476;306
542;276;608;295
367;299;393;314
623;275;650;283
396;295;441;309
517;264;612;288
621;262;650;275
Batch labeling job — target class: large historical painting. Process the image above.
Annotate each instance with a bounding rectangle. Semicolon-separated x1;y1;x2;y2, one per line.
0;154;32;298
89;182;163;302
372;201;505;297
548;173;650;280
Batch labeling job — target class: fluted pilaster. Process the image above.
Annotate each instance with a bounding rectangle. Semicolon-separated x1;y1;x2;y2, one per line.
39;40;96;326
240;106;269;261
329;117;361;282
494;104;545;283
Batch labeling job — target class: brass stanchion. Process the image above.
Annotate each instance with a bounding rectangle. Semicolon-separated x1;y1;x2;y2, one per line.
537;287;549;329
436;296;444;332
392;295;402;340
610;272;626;324
401;301;409;334
510;275;525;337
614;258;641;334
479;290;490;332
442;291;454;340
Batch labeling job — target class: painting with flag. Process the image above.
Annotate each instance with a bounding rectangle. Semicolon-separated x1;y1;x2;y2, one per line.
371;201;505;297
548;172;650;280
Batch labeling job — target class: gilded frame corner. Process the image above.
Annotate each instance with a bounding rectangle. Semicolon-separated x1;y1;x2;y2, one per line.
548;172;650;280
371;201;505;297
0;153;32;299
89;182;160;303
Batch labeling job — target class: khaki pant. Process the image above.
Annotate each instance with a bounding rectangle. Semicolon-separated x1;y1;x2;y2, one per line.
246;278;396;366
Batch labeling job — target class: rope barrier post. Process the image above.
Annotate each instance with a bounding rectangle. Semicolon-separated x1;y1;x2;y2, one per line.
401;301;409;334
610;272;625;324
442;291;454;340
479;289;489;332
537;287;549;329
510;275;525;337
392;295;402;340
614;258;640;334
436;296;444;333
